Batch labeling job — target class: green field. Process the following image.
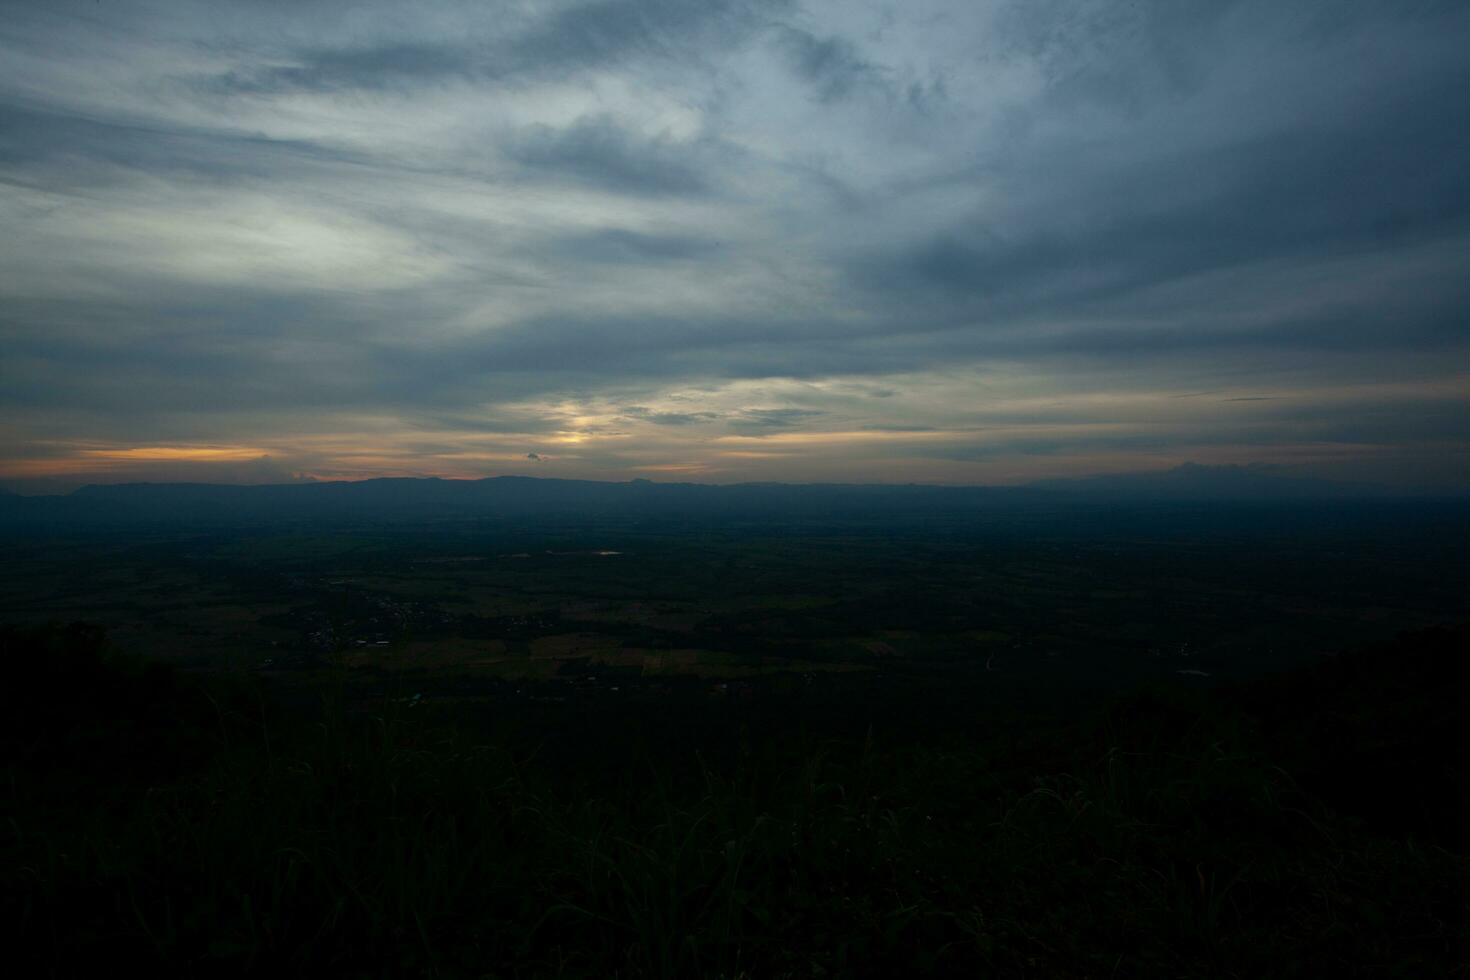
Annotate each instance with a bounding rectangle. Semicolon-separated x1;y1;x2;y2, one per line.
4;513;1465;692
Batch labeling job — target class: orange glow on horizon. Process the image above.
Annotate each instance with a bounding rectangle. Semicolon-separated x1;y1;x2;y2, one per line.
0;445;275;477
77;446;273;462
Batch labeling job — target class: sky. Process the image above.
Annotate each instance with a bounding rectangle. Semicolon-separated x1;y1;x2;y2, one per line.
1;0;1468;492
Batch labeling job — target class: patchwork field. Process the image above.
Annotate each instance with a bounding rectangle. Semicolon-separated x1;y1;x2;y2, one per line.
5;506;1467;695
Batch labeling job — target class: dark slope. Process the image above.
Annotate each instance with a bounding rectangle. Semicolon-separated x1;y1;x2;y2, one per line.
8;622;1469;976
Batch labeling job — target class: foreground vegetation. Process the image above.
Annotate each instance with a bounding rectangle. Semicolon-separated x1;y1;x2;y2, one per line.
5;623;1469;977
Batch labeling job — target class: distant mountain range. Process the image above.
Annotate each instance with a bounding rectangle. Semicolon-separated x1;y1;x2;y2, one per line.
3;476;1027;526
1030;463;1400;501
0;464;1441;529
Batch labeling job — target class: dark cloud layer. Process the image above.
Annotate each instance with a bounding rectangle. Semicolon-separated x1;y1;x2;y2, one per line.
0;0;1467;490
505;116;716;196
776;25;884;103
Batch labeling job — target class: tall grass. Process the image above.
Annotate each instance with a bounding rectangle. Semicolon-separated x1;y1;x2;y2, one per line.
6;625;1470;977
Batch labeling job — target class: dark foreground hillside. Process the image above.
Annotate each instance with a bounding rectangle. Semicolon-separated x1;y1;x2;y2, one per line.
5;624;1469;978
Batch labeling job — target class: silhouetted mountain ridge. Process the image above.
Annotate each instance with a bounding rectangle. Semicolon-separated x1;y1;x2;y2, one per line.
0;465;1436;528
1031;462;1396;500
9;475;1030;526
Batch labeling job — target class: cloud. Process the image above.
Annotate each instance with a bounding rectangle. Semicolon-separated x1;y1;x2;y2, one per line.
206;42;481;95
729;409;825;434
550;228;725;264
503;115;717;196
621;406;722;426
774;25;884;103
190;0;790;96
1;0;1468;490
510;0;790;72
851;86;1470;318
